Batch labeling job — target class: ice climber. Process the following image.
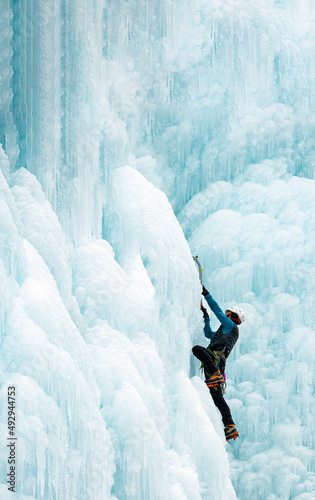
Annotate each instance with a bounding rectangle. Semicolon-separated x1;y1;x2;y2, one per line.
192;286;245;442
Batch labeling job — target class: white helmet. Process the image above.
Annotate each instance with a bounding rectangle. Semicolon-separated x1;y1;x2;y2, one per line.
225;306;245;324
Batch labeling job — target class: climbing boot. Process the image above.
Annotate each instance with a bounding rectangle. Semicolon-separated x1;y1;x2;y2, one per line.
205;370;225;388
224;425;239;441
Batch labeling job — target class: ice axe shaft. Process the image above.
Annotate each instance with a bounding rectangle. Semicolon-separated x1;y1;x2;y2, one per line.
193;256;203;307
193;255;203;284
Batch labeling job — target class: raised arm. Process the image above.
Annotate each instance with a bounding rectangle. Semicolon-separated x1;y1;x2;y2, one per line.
201;304;214;339
202;286;234;334
204;316;214;339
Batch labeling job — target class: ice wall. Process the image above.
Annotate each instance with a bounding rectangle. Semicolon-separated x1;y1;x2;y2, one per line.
2;2;240;498
1;0;315;499
185;177;315;499
0;146;237;499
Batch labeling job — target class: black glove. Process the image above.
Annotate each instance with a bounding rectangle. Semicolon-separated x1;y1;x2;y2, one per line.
200;304;209;319
201;285;209;297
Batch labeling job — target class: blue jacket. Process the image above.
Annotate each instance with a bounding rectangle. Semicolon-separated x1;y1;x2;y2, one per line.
203;293;239;358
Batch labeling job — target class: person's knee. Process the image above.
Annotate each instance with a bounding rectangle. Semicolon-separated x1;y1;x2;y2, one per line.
192;345;202;355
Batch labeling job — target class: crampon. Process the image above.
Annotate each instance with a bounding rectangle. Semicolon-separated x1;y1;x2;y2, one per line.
224;425;239;442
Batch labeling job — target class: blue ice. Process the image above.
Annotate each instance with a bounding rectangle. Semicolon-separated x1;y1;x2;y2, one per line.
0;1;314;499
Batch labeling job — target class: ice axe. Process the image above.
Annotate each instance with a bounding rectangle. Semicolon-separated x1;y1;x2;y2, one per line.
193;255;203;307
193;255;203;284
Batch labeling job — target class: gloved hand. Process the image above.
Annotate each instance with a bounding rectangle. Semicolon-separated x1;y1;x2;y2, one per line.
200;304;209;319
201;285;210;297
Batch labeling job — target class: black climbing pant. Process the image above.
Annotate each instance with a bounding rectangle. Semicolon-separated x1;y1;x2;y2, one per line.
192;345;218;375
192;345;235;427
209;386;234;427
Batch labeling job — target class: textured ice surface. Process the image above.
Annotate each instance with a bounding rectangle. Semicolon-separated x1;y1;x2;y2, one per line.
0;149;235;498
1;0;315;499
185;175;315;499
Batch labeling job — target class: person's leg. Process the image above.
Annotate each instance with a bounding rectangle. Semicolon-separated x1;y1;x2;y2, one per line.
209;386;234;427
209;381;239;440
192;345;217;375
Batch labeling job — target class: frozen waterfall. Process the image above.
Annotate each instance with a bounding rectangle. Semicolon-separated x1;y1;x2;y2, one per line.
0;0;314;499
